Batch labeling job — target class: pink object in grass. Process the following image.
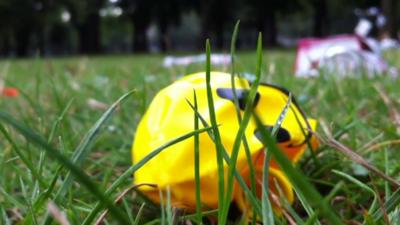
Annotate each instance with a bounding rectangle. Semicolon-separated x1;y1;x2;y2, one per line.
294;34;388;77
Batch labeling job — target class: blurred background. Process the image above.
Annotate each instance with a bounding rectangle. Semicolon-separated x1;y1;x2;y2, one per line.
0;0;398;57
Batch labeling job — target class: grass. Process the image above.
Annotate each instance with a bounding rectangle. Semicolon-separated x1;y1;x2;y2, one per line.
1;41;400;224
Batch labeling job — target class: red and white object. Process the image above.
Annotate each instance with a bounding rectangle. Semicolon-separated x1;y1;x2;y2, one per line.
294;35;388;77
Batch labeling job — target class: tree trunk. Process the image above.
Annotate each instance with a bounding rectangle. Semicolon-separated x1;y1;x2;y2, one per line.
199;0;213;49
77;12;101;54
37;26;47;56
382;0;398;38
215;21;224;49
132;17;149;53
15;27;31;57
312;0;329;37
158;17;169;52
0;33;11;56
265;8;277;47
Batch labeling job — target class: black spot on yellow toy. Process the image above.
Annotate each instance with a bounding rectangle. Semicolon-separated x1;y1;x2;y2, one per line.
132;71;318;213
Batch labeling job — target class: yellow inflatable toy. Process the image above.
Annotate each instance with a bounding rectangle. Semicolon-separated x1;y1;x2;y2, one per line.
132;71;317;214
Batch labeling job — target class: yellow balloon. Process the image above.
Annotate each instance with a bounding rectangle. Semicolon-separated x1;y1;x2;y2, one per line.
132;71;317;213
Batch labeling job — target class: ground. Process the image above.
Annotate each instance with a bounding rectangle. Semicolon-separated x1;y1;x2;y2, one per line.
1;50;400;224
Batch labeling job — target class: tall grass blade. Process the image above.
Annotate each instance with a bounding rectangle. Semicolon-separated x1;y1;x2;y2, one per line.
294;189;321;225
166;186;173;225
185;99;262;217
133;203;146;225
261;93;292;225
0;123;46;188
332;170;378;213
371;187;400;221
229;20;258;225
261;150;274;225
193;90;202;224
47;98;74;143
40;90;135;225
221;32;263;224
0;111;130;224
205;39;225;223
54;90;135;200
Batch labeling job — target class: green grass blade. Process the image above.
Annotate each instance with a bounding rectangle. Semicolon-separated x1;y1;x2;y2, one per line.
294;188;321;225
253;114;345;225
0;185;25;209
371;187;400;221
47;98;74;143
193;90;202;225
205;39;226;224
159;188;166;225
133;202;146;225
261;92;292;225
0;123;47;188
0;111;130;224
54;90;135;201
229;20;258;225
230;20;240;73
261;150;274;225
304;212;320;225
166;186;173;225
40;90;136;225
221;32;263;224
185;99;262;217
81;126;214;225
332;169;378;213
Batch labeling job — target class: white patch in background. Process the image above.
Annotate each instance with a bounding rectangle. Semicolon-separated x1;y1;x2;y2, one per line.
354;19;372;37
163;54;231;68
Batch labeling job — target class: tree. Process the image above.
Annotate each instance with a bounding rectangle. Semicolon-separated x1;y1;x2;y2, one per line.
312;0;330;37
0;0;39;56
195;0;236;49
245;0;303;47
152;0;183;52
119;0;152;52
62;0;106;54
381;0;398;38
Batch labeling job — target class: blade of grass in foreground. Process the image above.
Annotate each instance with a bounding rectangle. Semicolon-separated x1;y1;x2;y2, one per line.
193;90;202;225
0;123;47;188
294;189;321;225
262;93;292;225
261;148;274;225
54;90;136;199
371;187;400;221
133;202;146;225
229;20;258;225
47;98;74;143
332;170;378;213
41;90;136;225
81;126;214;225
253;115;344;225
205;39;226;224
185;99;262;217
0;111;130;224
166;187;173;225
220;33;263;225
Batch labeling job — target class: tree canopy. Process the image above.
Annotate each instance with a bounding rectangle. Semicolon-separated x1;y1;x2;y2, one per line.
0;0;397;57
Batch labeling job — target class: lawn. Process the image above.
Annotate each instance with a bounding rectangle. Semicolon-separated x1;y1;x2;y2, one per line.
1;48;400;224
